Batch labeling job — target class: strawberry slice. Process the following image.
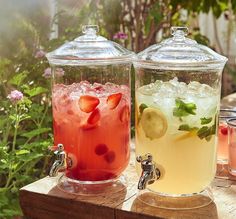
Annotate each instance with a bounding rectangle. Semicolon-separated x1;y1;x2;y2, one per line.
120;105;130;123
87;108;100;125
107;93;122;109
79;95;100;113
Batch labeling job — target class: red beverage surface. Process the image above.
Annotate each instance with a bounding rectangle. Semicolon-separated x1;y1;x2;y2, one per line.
52;81;130;181
217;122;228;162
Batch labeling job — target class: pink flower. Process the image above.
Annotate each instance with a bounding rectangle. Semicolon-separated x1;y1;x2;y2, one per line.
35;50;46;58
43;68;52;78
55;68;65;77
7;90;23;103
113;32;128;40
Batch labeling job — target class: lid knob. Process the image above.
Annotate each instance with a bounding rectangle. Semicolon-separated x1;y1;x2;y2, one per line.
82;25;99;36
171;26;188;42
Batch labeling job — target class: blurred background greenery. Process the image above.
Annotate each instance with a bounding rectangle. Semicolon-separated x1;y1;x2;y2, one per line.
0;0;236;218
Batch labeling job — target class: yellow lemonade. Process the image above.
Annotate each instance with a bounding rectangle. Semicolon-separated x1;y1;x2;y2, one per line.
136;78;219;195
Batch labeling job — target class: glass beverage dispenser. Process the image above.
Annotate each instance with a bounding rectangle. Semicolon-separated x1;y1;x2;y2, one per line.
134;27;227;209
46;25;134;194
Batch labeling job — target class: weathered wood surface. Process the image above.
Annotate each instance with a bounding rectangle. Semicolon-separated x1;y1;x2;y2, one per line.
20;150;236;219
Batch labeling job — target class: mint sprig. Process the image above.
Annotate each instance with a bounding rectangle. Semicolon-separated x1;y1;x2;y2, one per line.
173;99;196;118
178;119;216;142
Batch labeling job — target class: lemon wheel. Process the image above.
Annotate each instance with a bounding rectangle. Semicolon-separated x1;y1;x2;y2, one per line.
140;107;168;140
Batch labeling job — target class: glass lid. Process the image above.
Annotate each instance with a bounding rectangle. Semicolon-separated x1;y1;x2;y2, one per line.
134;27;227;69
46;25;135;65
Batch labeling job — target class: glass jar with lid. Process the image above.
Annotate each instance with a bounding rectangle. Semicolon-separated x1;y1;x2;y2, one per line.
46;25;134;194
133;27;227;209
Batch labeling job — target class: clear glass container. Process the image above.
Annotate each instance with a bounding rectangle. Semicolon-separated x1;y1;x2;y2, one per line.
227;118;236;176
217;109;236;165
46;25;134;194
133;27;227;209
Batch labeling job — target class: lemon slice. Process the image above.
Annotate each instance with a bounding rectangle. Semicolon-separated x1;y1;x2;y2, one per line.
140;108;168;140
174;130;197;141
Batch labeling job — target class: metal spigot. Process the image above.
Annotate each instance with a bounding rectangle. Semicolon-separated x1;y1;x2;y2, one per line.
49;144;67;177
136;153;161;190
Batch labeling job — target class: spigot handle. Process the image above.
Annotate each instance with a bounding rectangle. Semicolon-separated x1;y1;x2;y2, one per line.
136;153;161;190
136;153;153;163
49;143;67;177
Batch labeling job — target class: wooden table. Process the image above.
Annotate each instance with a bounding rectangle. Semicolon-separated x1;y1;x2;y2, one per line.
20;149;236;219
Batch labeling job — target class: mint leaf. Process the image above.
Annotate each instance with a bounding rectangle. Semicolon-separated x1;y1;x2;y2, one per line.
200;117;212;125
139;103;148;113
197;124;216;141
178;124;198;131
197;126;210;139
173;99;196;118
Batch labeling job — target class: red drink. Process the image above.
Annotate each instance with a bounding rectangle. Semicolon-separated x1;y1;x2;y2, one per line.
228;118;236;176
52;81;130;181
217;122;228;163
229;142;236;176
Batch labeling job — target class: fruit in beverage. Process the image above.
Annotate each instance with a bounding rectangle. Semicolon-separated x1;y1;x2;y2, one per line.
107;93;122;109
87;108;101;125
104;151;116;163
79;95;100;113
95;144;109;156
120;105;130;123
140;107;167;140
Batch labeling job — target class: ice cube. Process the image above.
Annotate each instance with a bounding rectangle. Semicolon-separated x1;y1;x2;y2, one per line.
139;83;157;95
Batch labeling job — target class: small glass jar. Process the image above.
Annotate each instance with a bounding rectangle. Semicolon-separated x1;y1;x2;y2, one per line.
217;109;236;164
133;27;227;209
46;25;134;194
227;118;236;176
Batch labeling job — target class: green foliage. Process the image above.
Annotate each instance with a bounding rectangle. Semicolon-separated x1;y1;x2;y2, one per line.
0;41;52;218
170;0;230;18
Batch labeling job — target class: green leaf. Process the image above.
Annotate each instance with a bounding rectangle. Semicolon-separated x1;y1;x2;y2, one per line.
0;193;8;207
16;149;30;155
24;86;48;97
139;103;148;113
173;99;197;118
21;128;51;139
2;209;21;217
178;124;198;131
18;152;43;162
197;126;210;139
200;117;212;125
9;71;28;86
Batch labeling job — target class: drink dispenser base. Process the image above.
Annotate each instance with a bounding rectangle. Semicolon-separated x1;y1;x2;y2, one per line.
57;174;127;196
137;186;214;210
46;25;134;195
